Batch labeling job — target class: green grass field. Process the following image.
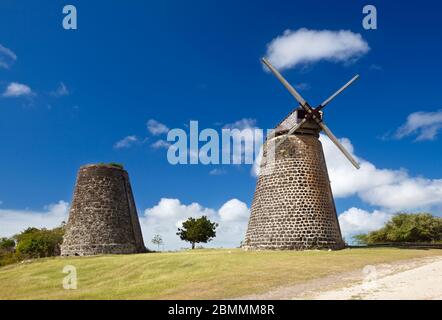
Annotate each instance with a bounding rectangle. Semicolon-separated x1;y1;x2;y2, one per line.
0;248;441;300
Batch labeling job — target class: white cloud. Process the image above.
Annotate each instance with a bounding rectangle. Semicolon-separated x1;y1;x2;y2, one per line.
360;178;442;210
141;198;250;250
145;198;216;221
114;135;139;149
0;44;17;69
50;82;70;97
394;110;442;141
223;118;257;130
147;119;169;136
369;64;383;71
209;168;227;176
322;136;403;198
338;207;392;240
294;83;311;91
151;139;171;149
265;28;369;71
3;82;33;97
218;199;249;222
0;201;69;237
321;135;442;211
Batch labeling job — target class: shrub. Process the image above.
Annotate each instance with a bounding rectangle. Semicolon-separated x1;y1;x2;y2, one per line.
0;225;66;267
0;252;21;267
0;237;18;267
355;213;442;244
0;237;15;252
108;162;124;169
14;226;65;259
97;162;124;169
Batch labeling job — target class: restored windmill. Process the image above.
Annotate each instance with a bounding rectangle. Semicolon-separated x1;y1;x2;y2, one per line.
243;58;360;250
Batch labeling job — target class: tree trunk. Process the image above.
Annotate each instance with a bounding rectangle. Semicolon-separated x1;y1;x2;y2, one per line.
192;242;195;249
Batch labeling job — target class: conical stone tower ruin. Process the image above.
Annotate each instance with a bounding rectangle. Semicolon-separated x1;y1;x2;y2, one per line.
243;110;345;250
61;164;146;256
243;58;361;251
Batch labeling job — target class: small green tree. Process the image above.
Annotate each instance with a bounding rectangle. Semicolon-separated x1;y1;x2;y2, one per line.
177;216;218;249
151;234;164;251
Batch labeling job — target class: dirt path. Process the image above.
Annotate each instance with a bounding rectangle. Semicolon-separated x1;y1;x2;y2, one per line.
239;256;442;300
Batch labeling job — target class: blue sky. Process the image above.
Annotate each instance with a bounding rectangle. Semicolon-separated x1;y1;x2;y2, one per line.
1;0;442;249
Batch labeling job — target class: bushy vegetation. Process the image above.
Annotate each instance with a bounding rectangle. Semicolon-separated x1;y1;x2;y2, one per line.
177;216;218;249
0;238;15;252
0;237;20;266
98;162;124;169
355;213;442;245
108;162;124;169
0;224;65;267
15;226;65;258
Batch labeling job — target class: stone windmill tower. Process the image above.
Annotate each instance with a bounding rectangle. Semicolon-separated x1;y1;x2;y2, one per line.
61;164;146;256
243;58;360;250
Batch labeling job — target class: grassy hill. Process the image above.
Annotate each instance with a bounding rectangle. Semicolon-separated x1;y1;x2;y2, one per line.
0;248;441;300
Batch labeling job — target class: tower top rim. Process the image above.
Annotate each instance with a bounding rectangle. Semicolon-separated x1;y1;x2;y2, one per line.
80;163;126;172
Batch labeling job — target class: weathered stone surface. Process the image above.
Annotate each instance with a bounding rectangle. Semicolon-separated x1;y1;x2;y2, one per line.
243;129;345;251
61;164;146;256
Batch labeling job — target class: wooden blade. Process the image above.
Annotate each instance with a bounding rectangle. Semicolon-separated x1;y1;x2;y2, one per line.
261;58;309;109
318;75;360;110
318;121;360;169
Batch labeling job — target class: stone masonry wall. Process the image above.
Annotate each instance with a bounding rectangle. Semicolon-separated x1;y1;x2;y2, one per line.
61;164;146;256
243;133;345;250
